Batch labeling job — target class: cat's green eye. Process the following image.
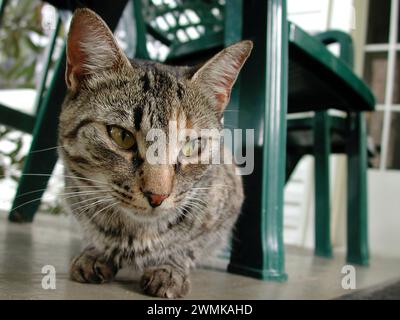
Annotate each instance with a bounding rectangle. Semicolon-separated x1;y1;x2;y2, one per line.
181;139;202;157
109;126;135;150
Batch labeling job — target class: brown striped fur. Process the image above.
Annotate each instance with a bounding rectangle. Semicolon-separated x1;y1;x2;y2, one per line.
59;8;252;298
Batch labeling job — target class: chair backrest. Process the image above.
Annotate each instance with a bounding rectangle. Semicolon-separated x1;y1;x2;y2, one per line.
314;30;354;69
133;0;225;61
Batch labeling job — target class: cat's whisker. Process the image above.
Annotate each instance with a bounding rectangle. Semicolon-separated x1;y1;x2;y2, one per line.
9;190;112;213
183;207;203;225
51;188;109;215
14;184;112;200
190;200;208;209
47;191;112;206
185;201;206;214
176;207;190;222
185;195;208;207
58;190;111;197
72;196;113;216
6;173;110;186
70;195;113;210
186;193;208;206
86;201;119;224
9;195;62;213
179;205;194;221
57;189;110;199
192;184;231;189
65;184;109;188
58;194;111;210
73;197;114;217
180;202;204;224
104;207;118;225
28;145;65;154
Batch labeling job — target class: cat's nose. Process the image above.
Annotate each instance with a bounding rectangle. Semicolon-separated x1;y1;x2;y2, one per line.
144;192;169;208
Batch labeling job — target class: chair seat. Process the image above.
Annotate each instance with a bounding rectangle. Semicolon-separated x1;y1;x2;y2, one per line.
288;23;375;113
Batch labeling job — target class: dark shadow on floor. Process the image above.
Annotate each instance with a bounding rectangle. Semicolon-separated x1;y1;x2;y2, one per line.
336;278;400;300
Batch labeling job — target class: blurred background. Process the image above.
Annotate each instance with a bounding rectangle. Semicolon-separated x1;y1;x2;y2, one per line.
0;0;399;258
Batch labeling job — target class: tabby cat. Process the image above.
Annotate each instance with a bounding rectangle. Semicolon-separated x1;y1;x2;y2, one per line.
59;8;252;298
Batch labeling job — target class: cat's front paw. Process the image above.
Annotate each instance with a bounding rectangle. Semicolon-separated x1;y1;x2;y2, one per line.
70;249;118;284
140;265;191;298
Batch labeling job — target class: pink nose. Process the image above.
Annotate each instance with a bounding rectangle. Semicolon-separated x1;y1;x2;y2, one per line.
144;192;169;208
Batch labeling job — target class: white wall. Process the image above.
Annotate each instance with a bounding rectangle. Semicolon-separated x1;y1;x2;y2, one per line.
288;0;354;34
368;170;400;258
288;0;330;33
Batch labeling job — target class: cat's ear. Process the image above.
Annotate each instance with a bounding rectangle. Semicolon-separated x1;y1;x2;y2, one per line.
190;40;253;113
66;8;131;91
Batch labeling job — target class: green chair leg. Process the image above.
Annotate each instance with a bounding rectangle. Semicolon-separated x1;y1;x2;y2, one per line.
346;112;369;265
228;0;288;281
33;15;61;114
9;49;67;223
0;0;8;27
314;111;333;257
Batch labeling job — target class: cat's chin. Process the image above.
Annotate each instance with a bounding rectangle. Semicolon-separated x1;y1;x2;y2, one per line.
118;205;167;222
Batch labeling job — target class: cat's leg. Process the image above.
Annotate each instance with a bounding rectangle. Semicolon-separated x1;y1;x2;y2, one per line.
140;263;191;299
139;225;230;298
70;246;119;284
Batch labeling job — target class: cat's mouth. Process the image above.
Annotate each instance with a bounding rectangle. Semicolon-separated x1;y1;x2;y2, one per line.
111;192;175;220
108;183;189;221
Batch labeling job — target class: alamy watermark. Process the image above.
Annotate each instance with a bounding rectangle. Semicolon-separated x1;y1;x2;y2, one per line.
144;121;255;176
341;265;356;290
41;265;56;290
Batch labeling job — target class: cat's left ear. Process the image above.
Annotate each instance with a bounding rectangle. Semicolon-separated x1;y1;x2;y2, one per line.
190;40;253;114
66;8;131;91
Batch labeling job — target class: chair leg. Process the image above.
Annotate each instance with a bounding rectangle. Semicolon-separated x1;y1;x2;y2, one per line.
346;112;369;265
228;0;288;281
314;111;333;257
9;49;67;223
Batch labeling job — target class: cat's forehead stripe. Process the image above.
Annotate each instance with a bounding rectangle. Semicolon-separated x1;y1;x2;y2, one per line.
140;72;151;92
134;107;143;131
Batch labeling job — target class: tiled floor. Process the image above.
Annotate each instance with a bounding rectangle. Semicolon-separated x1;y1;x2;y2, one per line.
0;212;399;299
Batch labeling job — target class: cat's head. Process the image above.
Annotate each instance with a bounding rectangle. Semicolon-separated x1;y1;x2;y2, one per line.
59;8;252;221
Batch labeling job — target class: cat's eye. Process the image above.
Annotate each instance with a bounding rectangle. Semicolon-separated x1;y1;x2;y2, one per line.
108;126;135;150
181;139;203;158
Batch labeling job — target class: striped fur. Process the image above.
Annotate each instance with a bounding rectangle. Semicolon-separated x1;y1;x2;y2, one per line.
59;8;252;298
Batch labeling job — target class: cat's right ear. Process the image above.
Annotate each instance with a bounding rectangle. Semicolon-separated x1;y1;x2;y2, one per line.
190;40;253;114
66;8;131;91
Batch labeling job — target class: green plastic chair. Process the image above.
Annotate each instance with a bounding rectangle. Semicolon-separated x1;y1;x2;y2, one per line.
286;28;371;265
6;0;374;281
